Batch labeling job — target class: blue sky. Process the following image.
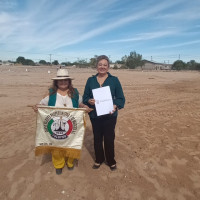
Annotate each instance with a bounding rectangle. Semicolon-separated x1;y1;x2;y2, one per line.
0;0;200;64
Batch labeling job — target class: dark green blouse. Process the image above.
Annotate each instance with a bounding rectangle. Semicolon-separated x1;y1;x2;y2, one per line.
83;72;125;118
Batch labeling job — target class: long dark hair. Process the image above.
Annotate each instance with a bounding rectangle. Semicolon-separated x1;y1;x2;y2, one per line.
49;79;75;97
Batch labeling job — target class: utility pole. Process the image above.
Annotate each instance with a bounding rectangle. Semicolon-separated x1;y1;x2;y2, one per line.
178;54;180;60
151;56;152;61
49;54;52;65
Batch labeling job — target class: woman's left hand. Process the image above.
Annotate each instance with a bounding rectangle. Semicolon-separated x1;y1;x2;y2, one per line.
110;105;117;114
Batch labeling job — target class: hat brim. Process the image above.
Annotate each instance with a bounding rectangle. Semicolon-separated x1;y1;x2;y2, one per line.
52;76;74;80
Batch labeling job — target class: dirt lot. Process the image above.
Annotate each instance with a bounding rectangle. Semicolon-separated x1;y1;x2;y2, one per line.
0;65;200;200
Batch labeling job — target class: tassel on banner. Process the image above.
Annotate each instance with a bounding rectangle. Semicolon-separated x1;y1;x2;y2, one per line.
35;146;81;159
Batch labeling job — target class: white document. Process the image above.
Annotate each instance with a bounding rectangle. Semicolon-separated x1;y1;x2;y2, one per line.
92;86;113;116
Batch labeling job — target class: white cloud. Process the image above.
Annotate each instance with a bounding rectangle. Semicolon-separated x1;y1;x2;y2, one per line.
0;0;183;51
158;40;200;49
0;0;17;10
46;0;183;49
0;0;200;63
105;30;178;43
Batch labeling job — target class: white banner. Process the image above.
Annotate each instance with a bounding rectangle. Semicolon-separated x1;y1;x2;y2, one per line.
35;106;86;159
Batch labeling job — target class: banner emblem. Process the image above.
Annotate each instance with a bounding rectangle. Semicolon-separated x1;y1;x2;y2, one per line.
43;111;77;140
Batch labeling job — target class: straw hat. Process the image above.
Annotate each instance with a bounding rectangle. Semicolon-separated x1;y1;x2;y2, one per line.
52;69;74;80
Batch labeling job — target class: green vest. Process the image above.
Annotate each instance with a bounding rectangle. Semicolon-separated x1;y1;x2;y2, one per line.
48;88;79;108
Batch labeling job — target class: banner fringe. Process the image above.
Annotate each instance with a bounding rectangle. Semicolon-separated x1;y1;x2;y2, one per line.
35;146;81;159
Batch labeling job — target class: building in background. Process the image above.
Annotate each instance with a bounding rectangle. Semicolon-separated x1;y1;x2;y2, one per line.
141;60;172;70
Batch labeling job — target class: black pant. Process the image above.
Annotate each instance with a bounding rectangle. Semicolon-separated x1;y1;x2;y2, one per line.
90;115;117;166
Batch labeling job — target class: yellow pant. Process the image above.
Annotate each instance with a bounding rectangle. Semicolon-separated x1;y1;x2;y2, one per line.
52;150;74;169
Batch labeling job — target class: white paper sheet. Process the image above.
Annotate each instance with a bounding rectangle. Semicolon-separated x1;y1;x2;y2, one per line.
92;86;113;116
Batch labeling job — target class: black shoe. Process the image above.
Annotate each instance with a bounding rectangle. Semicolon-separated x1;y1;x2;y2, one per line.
92;163;101;169
67;165;74;170
110;165;117;171
56;168;62;175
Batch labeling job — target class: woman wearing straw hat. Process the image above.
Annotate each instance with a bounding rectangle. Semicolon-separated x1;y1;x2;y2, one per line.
33;68;92;175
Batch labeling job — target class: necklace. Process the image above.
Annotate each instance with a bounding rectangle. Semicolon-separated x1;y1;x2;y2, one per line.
61;95;67;107
58;90;68;107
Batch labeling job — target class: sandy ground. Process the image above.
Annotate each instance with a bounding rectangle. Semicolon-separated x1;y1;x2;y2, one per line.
0;65;200;200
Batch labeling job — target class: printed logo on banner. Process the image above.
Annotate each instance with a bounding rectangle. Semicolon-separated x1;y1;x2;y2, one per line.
43;111;77;140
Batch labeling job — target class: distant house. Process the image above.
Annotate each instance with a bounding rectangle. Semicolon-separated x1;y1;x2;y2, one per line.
2;61;13;66
141;60;172;70
110;60;171;70
110;63;122;68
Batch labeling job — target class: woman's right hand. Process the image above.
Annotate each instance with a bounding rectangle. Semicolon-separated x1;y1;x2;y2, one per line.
32;104;40;112
88;99;95;105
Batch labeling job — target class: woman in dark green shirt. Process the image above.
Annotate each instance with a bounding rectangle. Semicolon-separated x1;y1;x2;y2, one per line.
83;55;125;171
